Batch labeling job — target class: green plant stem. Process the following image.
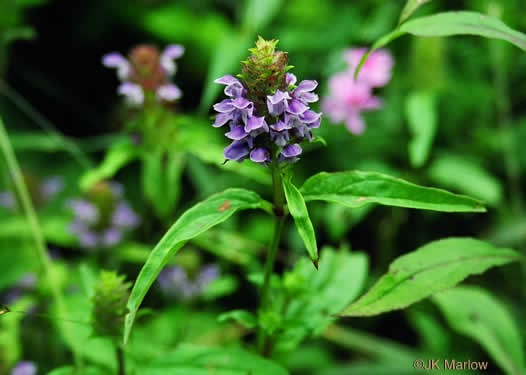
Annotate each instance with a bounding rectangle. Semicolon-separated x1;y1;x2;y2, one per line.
117;346;126;375
0;116;83;366
257;160;286;356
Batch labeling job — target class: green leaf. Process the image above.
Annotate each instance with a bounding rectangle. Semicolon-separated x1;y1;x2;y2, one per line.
406;91;437;168
218;310;257;329
300;171;486;212
340;238;522;317
356;11;526;79
428;153;503;206
283;176;318;266
124;188;272;345
432;286;525;375
398;0;432;25
142;151;185;218
80;140;139;191
140;344;289;375
47;367;107;375
278;248;368;351
242;0;283;33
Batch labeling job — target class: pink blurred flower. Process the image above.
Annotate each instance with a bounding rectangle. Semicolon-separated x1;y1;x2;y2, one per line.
344;48;394;87
322;48;393;135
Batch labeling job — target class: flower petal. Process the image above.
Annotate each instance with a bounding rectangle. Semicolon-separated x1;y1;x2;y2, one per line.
250;147;270;163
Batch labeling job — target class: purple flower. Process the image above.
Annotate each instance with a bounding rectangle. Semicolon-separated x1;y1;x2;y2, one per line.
280;144;302;162
102;52;131;80
40;176;64;201
213;97;254;128
293;80;319;104
10;362;37;375
215;75;245;98
160;44;185;76
224;141;250;162
250;148;270;164
267;90;291;116
0;191;15;210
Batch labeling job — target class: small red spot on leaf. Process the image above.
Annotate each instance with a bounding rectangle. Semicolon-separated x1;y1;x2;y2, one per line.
218;200;231;212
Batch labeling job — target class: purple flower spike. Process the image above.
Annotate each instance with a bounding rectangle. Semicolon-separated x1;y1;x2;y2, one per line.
157;84;182;101
224;141;250;162
280;144;302;162
267;90;291;116
102;52;130;80
161;44;185;75
212;39;322;165
118;83;144;106
10;361;37;375
250;148;270;163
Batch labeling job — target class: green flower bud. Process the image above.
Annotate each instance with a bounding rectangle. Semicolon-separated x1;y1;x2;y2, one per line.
92;271;131;339
239;36;293;112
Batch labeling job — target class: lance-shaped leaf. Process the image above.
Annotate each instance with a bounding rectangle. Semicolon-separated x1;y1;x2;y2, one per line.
432;286;525;375
300;171;485;212
340;238;522;317
283;176;319;267
80;140;140;191
124;188;272;344
356;11;526;78
140;344;289;375
399;0;432;25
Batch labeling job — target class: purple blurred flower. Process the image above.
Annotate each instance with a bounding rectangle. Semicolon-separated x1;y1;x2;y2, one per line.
118;82;144;106
103;44;184;105
68;184;139;250
102;52;131;80
158;264;220;300
0;191;15;210
322;48;392;135
160;44;185;76
10;361;36;375
68;199;99;225
40;176;64;201
157;84;182;102
112;202;141;229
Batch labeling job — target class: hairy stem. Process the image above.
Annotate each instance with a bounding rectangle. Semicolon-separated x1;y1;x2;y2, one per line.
257;160;286;356
117;346;126;375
